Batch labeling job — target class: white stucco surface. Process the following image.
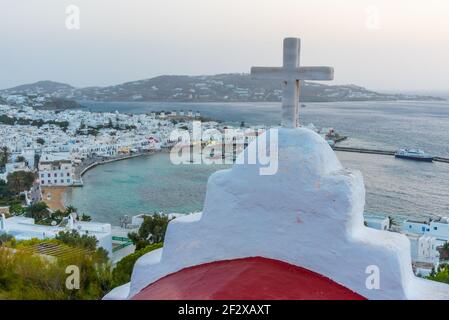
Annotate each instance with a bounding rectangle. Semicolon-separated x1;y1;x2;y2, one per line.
104;128;449;300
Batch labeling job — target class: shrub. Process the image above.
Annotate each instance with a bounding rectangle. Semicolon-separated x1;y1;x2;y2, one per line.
26;202;50;222
0;233;14;245
0;238;112;300
128;213;171;250
9;203;25;215
56;230;98;252
427;264;449;285
6;171;35;194
111;243;163;288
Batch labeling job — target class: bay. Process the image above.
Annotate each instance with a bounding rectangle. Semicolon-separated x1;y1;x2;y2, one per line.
65;100;449;225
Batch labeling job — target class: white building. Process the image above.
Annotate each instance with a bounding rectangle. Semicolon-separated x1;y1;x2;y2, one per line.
365;216;389;231
402;217;449;247
406;233;440;265
17;149;36;169
38;153;74;186
404;233;440;276
0;214;113;255
1;161;31;182
5;162;29;174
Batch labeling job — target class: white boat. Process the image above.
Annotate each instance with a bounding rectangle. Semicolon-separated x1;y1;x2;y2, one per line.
395;149;433;162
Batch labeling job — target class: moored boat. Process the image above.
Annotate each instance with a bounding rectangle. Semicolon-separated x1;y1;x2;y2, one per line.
395;149;433;162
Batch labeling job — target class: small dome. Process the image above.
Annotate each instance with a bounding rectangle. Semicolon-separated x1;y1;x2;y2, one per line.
133;257;365;300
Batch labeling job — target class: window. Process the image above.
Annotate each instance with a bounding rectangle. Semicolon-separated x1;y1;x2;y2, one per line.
40;174;44;178
54;173;57;177
67;172;70;177
422;226;426;232
41;180;45;184
48;174;51;177
60;173;64;177
434;227;438;230
409;225;412;228
61;180;64;183
54;180;57;184
67;179;71;183
47;180;51;184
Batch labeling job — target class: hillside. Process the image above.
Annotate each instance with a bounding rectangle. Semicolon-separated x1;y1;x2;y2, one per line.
2;80;75;96
1;75;444;103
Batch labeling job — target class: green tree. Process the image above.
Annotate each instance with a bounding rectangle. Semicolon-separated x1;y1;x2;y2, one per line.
15;156;25;163
6;171;35;194
388;216;400;230
33;154;40;170
427;264;449;284
55;230;110;265
0;146;9;167
55;231;110;274
56;230;101;253
50;209;66;223
26;202;50;221
128;213;171;250
80;213;92;222
36;138;45;145
0;233;13;245
9;203;25;215
65;205;77;214
0;180;12;198
438;243;449;261
111;243;163;288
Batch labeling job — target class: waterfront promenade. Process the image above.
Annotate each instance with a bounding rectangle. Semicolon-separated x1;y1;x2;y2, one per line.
73;150;158;185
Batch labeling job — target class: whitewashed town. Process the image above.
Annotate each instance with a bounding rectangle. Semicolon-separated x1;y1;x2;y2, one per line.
0;99;270;263
2;0;449;305
0;97;448;281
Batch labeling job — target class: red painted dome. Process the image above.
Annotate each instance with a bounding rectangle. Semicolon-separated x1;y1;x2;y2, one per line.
132;257;366;300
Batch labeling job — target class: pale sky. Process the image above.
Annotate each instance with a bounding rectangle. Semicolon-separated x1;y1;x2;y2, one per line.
1;0;448;92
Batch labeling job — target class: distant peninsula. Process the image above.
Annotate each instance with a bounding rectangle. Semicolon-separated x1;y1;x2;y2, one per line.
1;74;445;107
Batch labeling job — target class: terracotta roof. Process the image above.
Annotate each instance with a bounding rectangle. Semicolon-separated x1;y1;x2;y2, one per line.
133;257;366;300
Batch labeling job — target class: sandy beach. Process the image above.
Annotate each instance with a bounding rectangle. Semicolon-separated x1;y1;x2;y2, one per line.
41;187;68;211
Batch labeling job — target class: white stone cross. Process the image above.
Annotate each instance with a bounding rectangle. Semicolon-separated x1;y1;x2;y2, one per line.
251;38;334;128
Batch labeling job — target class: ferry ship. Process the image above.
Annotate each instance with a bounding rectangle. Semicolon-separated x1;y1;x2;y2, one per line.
395;149;433;162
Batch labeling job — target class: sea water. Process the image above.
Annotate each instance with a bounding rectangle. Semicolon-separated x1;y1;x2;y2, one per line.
65;100;449;225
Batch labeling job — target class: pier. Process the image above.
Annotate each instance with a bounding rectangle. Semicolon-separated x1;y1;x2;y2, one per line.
175;143;449;164
332;146;449;163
